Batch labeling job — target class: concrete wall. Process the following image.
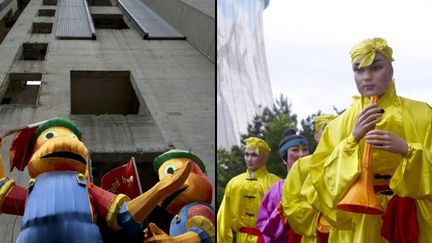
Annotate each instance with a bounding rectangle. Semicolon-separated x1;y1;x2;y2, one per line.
140;0;215;63
0;0;214;241
0;0;18;20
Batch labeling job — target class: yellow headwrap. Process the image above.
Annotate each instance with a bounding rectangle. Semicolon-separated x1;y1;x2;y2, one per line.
350;37;394;68
314;114;337;132
244;137;271;156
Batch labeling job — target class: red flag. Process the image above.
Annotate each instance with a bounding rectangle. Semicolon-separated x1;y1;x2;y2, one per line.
100;157;142;199
2;118;55;172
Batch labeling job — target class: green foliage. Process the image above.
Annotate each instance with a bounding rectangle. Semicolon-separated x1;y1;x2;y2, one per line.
216;147;243;211
263;113;295;178
300;112;319;153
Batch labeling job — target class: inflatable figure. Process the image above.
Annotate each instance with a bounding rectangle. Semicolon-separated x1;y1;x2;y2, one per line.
0;118;191;243
144;150;214;243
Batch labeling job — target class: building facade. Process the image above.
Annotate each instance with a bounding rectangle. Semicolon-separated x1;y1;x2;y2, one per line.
0;0;214;241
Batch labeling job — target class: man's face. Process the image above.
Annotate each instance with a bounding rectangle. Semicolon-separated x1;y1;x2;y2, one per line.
244;147;267;172
286;145;309;169
353;53;393;97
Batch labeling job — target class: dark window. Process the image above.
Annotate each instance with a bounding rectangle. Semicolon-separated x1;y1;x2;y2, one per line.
38;9;56;17
71;71;139;115
87;0;112;6
20;43;48;60
32;22;53;34
1;73;42;105
92;14;128;29
42;0;57;5
0;10;15;44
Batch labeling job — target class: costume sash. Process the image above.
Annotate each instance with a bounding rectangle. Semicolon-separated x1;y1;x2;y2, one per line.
316;231;329;243
239;227;264;243
381;195;418;243
287;229;302;243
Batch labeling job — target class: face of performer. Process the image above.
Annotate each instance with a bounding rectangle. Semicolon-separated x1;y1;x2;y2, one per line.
244;147;267;172
353;52;393;97
286;145;309;169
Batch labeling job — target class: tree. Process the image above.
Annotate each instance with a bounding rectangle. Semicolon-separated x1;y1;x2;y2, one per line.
240;94;297;141
263;113;296;178
300;112;320;153
216;146;243;211
299;107;344;153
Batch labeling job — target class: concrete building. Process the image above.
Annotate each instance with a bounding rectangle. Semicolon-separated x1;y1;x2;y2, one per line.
0;0;214;242
217;0;273;149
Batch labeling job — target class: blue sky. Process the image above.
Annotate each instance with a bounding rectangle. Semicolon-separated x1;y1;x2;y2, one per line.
264;0;432;120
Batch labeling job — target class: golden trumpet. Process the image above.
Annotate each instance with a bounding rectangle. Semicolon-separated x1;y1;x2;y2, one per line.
337;96;384;215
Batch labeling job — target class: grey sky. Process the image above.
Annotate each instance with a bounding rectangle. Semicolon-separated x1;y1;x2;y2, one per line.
263;0;432;121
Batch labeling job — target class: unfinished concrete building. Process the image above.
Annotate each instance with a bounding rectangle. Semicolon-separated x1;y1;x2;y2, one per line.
0;0;215;242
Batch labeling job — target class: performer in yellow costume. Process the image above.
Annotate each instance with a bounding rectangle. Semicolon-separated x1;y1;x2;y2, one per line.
282;114;338;243
217;137;280;242
309;37;432;243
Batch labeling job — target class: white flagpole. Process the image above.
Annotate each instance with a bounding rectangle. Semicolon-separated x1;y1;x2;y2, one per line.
0;117;58;139
131;156;143;194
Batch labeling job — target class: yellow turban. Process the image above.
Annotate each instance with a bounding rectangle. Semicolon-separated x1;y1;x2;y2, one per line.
244;137;271;156
350;37;394;68
314;114;337;132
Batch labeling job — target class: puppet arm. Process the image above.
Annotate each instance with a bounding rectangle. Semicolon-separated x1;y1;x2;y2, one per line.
89;161;192;232
0;140;27;215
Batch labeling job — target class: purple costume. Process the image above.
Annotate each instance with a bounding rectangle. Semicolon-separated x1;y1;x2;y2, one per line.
256;180;289;243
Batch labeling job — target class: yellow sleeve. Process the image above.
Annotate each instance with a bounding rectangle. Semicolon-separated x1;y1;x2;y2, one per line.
309;127;361;211
300;174;354;230
282;159;319;237
217;180;233;243
391;117;432;198
308;108;364;224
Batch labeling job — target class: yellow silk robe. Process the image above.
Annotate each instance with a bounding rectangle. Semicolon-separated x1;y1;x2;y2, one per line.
217;166;280;243
283;155;354;243
283;155;319;243
309;82;432;242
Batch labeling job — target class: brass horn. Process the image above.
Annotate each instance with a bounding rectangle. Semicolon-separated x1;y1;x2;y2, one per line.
337;96;384;215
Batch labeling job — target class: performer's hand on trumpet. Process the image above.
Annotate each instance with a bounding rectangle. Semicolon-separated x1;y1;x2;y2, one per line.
352;103;384;142
365;130;409;156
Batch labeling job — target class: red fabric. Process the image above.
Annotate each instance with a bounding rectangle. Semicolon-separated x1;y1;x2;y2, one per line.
373;184;391;193
239;227;264;243
9;127;38;171
101;158;141;199
316;230;329;243
1;184;27;215
287;228;302;243
87;181;116;219
381;195;418;243
187;204;215;223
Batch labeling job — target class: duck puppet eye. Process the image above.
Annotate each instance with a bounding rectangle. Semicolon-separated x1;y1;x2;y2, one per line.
164;164;177;175
42;130;59;141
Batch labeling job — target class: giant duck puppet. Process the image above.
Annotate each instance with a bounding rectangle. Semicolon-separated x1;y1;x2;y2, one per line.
143;149;215;243
0;118;191;243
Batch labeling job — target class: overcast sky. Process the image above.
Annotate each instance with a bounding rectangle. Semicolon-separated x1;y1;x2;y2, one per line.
263;0;432;121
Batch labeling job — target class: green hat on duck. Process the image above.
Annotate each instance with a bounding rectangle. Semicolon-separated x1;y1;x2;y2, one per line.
153;149;206;174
